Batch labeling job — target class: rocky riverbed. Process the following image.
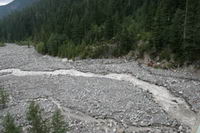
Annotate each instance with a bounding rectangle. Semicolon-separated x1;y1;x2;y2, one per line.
0;44;199;133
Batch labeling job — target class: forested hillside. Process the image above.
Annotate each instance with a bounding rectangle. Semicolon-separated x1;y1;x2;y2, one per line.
0;0;199;64
0;0;39;18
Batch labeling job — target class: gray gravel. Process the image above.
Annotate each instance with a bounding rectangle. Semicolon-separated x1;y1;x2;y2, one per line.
0;43;199;133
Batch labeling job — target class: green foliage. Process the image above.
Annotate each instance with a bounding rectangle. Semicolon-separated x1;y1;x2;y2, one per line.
1;101;69;133
18;40;34;46
2;113;22;133
86;24;104;43
0;42;5;47
159;49;171;61
0;88;9;109
18;41;27;46
51;110;69;133
26;101;49;133
91;45;110;58
35;42;45;54
114;17;140;55
83;44;110;59
57;40;78;58
137;32;152;42
137;41;153;57
26;102;69;133
46;34;66;56
0;0;199;64
104;18;114;40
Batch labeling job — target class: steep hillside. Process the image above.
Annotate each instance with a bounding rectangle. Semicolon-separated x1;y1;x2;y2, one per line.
0;0;39;18
0;0;199;65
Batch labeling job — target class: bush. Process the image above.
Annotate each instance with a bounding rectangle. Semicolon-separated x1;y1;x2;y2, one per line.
17;40;35;48
0;88;9;109
137;32;152;42
2;113;21;133
0;42;5;47
159;49;171;61
46;33;67;56
58;41;77;58
82;46;93;59
90;44;110;58
137;40;152;57
35;42;45;54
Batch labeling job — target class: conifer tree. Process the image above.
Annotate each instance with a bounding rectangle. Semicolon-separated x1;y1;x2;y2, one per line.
0;88;9;109
26;101;49;133
2;113;21;133
51;109;69;133
0;0;199;64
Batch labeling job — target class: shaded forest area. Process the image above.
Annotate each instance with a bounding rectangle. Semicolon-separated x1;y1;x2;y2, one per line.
0;0;39;18
0;0;199;65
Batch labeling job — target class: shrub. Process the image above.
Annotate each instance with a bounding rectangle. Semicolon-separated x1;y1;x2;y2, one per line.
2;113;22;133
159;49;171;61
137;32;152;42
0;42;5;47
80;46;93;59
18;41;28;46
137;40;152;57
35;42;45;54
90;44;110;58
46;33;66;56
57;41;77;58
0;88;9;109
17;40;35;47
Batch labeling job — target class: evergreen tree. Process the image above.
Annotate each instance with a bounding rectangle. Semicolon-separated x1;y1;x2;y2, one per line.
104;18;114;40
0;88;9;109
0;0;199;64
2;113;21;133
26;101;49;133
51;109;69;133
169;9;184;62
183;0;200;62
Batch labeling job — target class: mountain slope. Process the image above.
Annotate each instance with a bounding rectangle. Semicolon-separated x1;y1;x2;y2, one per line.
0;0;39;18
0;0;199;65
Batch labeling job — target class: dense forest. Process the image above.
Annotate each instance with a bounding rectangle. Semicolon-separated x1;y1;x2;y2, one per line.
0;0;39;18
0;0;199;65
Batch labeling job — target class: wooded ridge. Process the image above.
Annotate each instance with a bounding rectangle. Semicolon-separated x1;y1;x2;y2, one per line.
0;0;199;65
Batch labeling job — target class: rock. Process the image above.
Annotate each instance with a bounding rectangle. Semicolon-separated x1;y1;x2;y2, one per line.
0;44;197;133
178;125;183;131
69;59;73;63
62;58;68;62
